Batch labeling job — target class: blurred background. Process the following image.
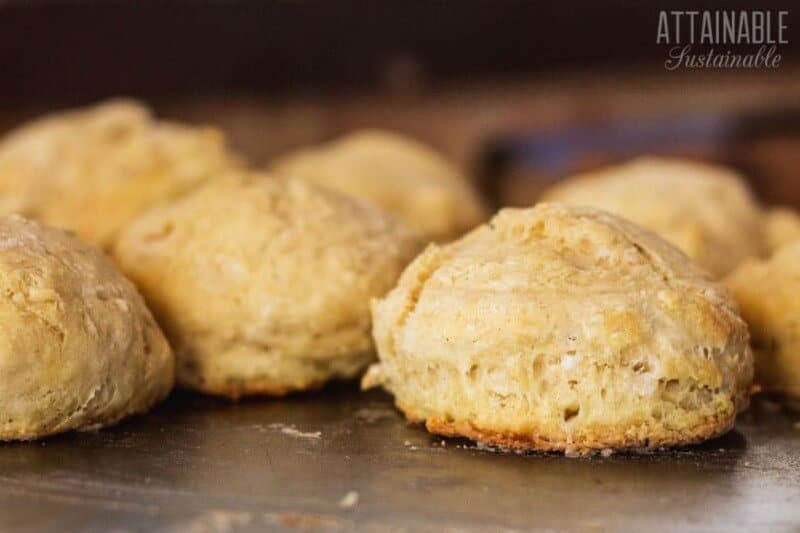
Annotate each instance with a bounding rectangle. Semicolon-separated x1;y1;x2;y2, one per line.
1;0;799;208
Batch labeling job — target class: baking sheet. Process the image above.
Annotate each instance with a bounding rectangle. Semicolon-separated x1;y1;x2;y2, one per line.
0;387;798;532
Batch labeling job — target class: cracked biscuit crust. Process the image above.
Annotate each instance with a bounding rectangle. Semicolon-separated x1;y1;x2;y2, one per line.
541;157;763;277
272;130;487;243
0;216;174;440
0;99;238;248
364;203;753;453
114;174;421;398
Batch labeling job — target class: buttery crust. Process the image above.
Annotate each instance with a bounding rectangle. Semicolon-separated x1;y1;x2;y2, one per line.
0;216;174;440
114;173;420;398
725;242;800;400
541;157;763;277
0;99;238;248
364;203;753;453
272;130;487;243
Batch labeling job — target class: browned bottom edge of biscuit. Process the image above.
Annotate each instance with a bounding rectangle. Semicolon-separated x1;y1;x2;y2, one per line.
398;403;736;455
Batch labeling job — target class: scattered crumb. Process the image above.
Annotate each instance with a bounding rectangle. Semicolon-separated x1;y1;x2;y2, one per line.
475;442;508;453
267;423;321;440
600;448;614;457
744;461;752;467
718;448;725;452
338;491;359;510
403;440;411;446
440;440;446;447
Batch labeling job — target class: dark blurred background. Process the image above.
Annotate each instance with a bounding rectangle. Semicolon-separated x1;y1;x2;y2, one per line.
1;0;799;206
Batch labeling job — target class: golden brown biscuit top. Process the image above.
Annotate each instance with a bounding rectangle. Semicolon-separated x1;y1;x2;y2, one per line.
0;214;139;300
272;130;487;243
0;99;237;247
542;157;763;277
372;203;749;393
419;202;722;294
114;173;421;361
0;215;173;439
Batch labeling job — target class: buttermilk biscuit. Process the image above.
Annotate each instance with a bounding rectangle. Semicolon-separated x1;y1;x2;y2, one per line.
726;242;800;400
364;203;753;453
272;130;487;243
114;174;420;398
763;207;800;255
0;99;237;248
0;216;173;441
541;157;763;277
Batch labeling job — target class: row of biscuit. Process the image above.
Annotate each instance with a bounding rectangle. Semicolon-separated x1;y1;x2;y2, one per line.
0;99;796;455
0;100;485;439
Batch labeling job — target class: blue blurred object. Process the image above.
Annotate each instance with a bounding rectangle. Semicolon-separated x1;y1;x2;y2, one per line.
479;106;800;207
497;114;733;175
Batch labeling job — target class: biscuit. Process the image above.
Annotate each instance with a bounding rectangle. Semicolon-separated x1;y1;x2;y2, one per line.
364;203;753;453
726;242;800;399
541;157;763;277
763;207;800;255
0;99;238;248
0;216;173;441
272;130;486;243
113;174;420;398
